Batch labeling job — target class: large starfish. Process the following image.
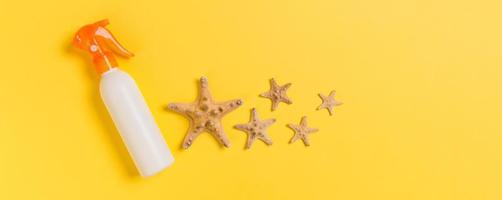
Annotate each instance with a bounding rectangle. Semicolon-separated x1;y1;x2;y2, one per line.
260;78;292;111
234;108;275;149
287;116;319;146
167;77;243;149
317;90;342;116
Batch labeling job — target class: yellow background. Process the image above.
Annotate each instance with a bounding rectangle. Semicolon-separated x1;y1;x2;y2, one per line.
1;0;501;199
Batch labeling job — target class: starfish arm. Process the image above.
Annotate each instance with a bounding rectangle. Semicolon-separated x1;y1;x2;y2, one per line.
168;103;194;116
307;127;319;133
329;90;336;98
271;100;280;111
234;124;251;132
245;134;257;149
182;126;203;149
263;119;276;127
250;108;259;121
287;124;301;132
327;106;334;115
300;116;309;127
317;94;328;110
317;103;327;110
258;133;273;145
259;91;272;98
197;76;213;102
319;93;328;100
281;83;292;90
217;99;243;115
280;96;293;104
269;78;279;90
211;125;231;148
301;135;311;146
289;133;301;144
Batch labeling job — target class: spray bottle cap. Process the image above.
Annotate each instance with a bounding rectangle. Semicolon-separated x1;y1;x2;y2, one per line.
73;19;134;74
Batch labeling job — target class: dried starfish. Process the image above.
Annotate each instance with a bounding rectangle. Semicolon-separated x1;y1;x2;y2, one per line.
317;90;342;115
260;78;292;111
234;108;276;149
287;116;319;146
167;77;243;149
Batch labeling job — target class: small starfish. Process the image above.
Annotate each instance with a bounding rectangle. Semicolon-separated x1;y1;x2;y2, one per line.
260;78;292;111
167;77;243;149
234;108;276;149
317;90;342;115
287;116;319;146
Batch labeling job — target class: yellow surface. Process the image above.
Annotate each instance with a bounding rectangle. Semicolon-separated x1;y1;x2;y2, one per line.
1;0;501;199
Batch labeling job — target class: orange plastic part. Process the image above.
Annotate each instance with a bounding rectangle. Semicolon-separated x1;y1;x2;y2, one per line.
73;19;134;74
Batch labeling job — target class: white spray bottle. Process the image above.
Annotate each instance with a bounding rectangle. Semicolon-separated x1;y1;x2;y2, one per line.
73;19;174;177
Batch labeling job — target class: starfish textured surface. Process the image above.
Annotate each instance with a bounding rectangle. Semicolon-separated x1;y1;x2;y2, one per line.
287;116;319;146
260;78;292;111
168;77;243;149
234;108;276;149
317;90;343;115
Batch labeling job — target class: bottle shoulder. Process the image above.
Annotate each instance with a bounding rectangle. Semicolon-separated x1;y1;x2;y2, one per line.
99;68;136;89
101;68;134;81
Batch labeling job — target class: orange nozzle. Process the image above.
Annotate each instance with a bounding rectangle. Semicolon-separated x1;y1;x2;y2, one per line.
73;19;134;74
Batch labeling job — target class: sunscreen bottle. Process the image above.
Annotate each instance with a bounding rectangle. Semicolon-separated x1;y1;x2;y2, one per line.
73;19;174;177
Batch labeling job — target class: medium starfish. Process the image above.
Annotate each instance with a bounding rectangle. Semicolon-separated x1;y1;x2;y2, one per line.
317;90;343;115
287;116;319;146
234;108;276;149
260;78;292;111
167;77;243;149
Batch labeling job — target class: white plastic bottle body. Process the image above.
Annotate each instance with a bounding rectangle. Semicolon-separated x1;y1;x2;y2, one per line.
99;68;174;177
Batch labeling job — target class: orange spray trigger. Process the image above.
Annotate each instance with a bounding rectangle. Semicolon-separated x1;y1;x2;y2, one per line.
73;19;134;74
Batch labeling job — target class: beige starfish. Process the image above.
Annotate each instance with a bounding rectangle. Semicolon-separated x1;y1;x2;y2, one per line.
317;90;342;115
260;78;292;111
287;116;319;146
167;77;243;149
234;108;276;149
